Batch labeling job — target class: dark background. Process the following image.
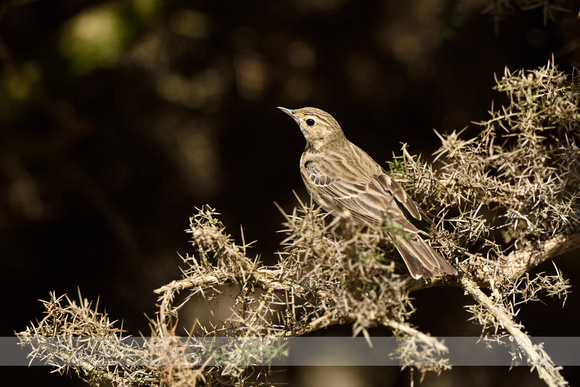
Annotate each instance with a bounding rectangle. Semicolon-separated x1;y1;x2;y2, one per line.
1;0;580;385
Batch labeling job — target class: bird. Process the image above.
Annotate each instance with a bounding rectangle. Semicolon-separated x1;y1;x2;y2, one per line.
278;106;457;279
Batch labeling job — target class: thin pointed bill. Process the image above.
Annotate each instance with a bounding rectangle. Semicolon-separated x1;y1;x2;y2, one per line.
277;106;296;120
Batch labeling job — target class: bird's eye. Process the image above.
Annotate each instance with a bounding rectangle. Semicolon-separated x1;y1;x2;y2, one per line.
306;118;315;126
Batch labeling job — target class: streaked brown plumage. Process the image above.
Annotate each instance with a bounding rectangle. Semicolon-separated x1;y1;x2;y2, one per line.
278;106;457;279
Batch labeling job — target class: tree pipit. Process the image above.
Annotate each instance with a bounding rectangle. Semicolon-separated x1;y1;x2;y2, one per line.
278;106;457;279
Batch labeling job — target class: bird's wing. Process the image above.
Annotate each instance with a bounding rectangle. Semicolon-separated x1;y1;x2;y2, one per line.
303;157;457;279
375;171;422;220
302;159;417;230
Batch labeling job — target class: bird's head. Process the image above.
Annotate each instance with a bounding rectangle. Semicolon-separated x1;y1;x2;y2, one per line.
278;107;345;151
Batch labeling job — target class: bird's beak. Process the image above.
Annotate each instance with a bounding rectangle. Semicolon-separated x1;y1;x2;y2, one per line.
277;106;297;121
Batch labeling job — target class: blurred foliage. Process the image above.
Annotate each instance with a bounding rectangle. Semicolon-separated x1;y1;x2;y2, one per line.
59;3;135;75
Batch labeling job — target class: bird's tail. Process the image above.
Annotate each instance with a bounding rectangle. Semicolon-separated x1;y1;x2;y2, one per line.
393;234;457;279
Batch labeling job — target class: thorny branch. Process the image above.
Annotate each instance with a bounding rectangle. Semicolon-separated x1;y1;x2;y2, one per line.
462;276;567;387
18;60;579;386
